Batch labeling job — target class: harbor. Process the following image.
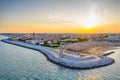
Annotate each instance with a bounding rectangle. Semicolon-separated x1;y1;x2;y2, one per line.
1;36;115;69
0;35;120;80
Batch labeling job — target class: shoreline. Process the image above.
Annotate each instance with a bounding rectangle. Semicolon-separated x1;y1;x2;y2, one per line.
1;39;115;69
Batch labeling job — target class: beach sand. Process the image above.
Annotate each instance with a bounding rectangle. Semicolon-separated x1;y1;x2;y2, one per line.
88;46;114;55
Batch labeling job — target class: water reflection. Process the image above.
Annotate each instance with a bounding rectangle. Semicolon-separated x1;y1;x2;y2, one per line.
77;74;102;80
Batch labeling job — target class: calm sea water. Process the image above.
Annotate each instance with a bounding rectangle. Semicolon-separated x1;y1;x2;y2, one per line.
0;35;120;80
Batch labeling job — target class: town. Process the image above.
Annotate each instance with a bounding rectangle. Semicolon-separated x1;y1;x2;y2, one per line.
3;33;120;48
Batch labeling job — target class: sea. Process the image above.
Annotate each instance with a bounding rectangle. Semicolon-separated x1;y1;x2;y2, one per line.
0;35;120;80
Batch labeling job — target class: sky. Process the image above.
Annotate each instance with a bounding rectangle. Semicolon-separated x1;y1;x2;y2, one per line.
0;0;120;33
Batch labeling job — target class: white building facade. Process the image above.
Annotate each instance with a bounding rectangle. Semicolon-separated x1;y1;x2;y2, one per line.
105;36;120;43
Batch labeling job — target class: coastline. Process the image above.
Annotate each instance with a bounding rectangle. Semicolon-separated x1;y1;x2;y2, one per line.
1;39;115;69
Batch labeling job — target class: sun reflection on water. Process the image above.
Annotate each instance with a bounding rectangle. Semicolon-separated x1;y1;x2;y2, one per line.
77;74;102;80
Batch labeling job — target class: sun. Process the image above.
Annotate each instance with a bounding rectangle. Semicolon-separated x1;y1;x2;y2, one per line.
81;6;100;29
82;17;97;28
81;13;99;28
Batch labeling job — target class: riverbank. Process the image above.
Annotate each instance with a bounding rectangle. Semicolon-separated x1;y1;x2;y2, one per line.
1;39;115;69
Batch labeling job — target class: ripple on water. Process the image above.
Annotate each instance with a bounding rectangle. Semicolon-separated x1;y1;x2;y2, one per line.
0;35;120;80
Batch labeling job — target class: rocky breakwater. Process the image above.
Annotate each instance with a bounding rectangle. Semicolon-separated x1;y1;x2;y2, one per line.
1;39;115;69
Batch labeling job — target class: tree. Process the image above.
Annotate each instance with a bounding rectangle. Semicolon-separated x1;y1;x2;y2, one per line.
78;37;88;42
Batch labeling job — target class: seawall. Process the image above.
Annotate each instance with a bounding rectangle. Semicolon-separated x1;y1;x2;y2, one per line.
1;39;115;69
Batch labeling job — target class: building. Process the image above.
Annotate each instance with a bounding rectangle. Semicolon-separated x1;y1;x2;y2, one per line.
105;35;120;43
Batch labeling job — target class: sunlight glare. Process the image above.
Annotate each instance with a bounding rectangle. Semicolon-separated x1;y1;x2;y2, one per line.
81;6;100;28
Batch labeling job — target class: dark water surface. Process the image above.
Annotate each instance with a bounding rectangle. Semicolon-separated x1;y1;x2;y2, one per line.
0;35;120;80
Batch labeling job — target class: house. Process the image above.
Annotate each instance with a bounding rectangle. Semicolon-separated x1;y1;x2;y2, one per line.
12;36;20;41
38;40;44;45
105;35;120;42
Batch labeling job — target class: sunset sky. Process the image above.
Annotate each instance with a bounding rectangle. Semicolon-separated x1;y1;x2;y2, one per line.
0;0;120;33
